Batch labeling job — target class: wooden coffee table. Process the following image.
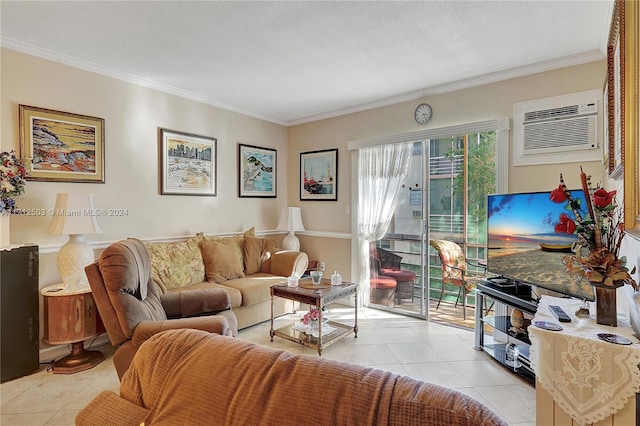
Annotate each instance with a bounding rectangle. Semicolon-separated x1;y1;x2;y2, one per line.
270;279;358;355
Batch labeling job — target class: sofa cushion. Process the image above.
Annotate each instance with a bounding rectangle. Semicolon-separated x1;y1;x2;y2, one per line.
222;273;286;307
167;281;243;309
143;238;206;293
201;238;246;283
244;235;278;275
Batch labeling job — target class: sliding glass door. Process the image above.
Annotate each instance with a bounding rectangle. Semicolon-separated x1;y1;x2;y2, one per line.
368;131;497;324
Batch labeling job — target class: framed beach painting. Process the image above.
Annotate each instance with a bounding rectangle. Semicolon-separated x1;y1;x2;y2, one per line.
159;128;217;196
19;105;105;183
300;148;337;201
238;143;276;198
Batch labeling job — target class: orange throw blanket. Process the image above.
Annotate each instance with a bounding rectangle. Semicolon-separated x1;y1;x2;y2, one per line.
112;329;506;426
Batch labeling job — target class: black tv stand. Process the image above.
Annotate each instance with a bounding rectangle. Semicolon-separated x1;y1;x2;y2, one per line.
474;279;538;383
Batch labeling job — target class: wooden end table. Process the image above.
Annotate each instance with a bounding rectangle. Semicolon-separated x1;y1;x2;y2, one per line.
270;279;358;355
41;283;105;374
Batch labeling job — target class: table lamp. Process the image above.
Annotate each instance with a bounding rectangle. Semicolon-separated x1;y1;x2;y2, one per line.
277;207;305;251
48;193;102;290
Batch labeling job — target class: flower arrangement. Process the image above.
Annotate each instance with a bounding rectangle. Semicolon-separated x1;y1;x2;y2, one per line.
302;307;320;327
0;150;27;214
550;167;637;290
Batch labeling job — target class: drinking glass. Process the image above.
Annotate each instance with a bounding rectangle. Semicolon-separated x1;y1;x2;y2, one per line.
310;271;323;285
505;343;521;370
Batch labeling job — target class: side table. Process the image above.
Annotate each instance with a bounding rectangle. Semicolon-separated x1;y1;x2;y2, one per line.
270;279;358;355
529;295;640;425
41;283;105;374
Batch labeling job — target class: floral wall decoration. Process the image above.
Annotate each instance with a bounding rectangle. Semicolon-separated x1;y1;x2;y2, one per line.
0;150;27;213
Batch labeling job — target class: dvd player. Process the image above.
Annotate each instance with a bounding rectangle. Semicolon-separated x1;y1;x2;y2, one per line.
484;276;532;298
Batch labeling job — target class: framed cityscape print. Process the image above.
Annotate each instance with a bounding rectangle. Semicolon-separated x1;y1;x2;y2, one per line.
159;128;217;196
19;105;105;183
300;148;337;201
238;143;276;198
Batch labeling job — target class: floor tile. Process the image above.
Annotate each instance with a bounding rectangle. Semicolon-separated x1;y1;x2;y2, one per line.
402;361;472;388
387;341;444;363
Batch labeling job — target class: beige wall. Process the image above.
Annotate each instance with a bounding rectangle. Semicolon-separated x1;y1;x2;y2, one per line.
289;60;608;281
1;48;290;264
1;48;292;353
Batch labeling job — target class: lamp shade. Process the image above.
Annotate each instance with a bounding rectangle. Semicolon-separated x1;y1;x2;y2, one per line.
48;193;102;235
277;207;305;232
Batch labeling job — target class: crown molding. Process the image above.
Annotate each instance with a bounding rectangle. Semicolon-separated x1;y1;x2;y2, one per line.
289;50;606;126
0;37;289;126
2;37;604;128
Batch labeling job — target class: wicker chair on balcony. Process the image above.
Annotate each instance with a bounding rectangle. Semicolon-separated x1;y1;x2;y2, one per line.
370;244;416;306
429;239;485;320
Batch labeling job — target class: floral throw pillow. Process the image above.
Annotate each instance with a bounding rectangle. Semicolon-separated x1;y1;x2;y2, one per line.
143;238;206;292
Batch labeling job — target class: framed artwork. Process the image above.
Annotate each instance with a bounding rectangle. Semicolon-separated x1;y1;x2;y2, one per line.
238;143;276;198
19;105;105;183
607;0;624;179
159;128;217;196
300;148;337;201
622;0;639;231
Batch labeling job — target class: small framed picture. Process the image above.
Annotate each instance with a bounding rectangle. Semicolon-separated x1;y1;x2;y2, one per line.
19;105;105;183
300;148;337;201
238;143;276;198
159;128;217;196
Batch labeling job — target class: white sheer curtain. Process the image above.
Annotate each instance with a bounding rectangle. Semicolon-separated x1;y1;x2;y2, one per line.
357;142;413;305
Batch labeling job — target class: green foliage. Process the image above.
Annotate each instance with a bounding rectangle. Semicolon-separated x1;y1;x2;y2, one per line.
444;132;496;241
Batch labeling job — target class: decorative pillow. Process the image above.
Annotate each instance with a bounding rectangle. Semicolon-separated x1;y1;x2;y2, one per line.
260;238;278;273
201;238;246;282
143;238;206;293
198;227;255;256
244;235;277;275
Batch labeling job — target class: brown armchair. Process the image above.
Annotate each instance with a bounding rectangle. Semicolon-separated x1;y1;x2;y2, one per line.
85;238;238;379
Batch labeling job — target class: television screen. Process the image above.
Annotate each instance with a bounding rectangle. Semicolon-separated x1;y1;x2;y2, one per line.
487;190;595;301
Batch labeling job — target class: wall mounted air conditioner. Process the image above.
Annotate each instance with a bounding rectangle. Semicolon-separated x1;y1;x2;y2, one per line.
513;89;602;166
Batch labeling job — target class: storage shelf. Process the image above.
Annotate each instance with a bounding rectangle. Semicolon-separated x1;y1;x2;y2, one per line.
475;280;537;384
482;315;532;345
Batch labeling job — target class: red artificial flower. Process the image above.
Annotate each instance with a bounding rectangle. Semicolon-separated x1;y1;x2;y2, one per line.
554;213;576;234
550;184;566;203
593;188;617;208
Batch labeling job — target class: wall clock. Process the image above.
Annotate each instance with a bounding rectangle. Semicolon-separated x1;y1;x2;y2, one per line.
414;103;432;124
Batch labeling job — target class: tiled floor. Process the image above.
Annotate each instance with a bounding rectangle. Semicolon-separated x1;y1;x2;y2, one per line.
0;306;536;425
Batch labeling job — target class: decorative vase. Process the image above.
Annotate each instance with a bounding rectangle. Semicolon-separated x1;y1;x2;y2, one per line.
510;308;525;334
592;282;622;327
0;213;10;247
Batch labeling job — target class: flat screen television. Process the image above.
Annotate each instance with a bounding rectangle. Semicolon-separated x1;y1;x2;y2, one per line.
487;190;595;301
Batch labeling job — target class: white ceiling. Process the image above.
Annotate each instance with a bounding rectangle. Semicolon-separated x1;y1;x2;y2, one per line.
1;1;613;126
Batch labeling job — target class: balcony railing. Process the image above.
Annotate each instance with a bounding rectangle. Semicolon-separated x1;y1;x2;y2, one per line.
429;155;462;176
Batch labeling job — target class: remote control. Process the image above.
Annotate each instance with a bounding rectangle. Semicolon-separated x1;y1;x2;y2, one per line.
549;305;571;322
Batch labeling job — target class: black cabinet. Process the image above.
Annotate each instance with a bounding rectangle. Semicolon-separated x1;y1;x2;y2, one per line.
1;245;39;382
474;279;537;383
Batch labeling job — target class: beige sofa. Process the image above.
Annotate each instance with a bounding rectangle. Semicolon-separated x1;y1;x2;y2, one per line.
141;228;308;329
76;329;508;426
